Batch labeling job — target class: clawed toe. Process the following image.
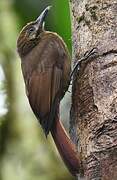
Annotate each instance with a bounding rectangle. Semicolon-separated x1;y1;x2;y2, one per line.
84;47;98;58
70;47;98;79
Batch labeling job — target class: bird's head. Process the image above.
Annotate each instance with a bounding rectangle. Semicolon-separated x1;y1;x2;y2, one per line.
17;6;51;57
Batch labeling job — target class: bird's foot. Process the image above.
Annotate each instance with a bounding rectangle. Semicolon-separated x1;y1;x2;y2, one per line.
70;47;98;79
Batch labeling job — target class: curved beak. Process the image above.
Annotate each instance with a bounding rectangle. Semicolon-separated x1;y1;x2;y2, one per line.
35;6;51;30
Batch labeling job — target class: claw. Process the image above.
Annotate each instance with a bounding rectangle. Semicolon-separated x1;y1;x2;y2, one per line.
70;47;98;79
86;47;98;57
82;47;98;61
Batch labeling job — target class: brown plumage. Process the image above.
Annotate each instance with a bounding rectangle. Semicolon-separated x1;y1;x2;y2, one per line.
17;6;80;176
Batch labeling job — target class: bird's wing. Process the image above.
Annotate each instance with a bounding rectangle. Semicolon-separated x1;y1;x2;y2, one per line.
27;65;62;135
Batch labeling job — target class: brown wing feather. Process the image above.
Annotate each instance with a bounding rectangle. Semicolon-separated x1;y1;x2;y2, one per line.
21;33;71;135
28;66;62;135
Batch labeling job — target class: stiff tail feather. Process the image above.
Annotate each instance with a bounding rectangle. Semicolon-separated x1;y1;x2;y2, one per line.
51;118;80;176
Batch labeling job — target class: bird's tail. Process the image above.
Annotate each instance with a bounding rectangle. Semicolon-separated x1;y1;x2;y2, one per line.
51;117;80;176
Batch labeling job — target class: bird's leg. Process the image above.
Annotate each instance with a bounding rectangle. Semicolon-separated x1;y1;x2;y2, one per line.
70;47;98;79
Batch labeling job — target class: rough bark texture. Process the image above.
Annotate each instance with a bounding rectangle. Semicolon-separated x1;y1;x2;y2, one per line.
70;0;117;179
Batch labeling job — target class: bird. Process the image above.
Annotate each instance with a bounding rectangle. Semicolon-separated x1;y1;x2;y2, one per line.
17;6;80;176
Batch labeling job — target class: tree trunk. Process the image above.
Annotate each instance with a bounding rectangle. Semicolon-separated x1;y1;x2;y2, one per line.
69;0;117;179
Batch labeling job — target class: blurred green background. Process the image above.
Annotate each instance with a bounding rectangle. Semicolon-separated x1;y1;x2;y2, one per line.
0;0;74;180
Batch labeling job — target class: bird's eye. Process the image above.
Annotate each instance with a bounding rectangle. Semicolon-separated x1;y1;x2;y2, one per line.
28;27;35;33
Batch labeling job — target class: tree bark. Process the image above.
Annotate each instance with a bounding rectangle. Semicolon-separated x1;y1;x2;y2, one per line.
70;0;117;179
